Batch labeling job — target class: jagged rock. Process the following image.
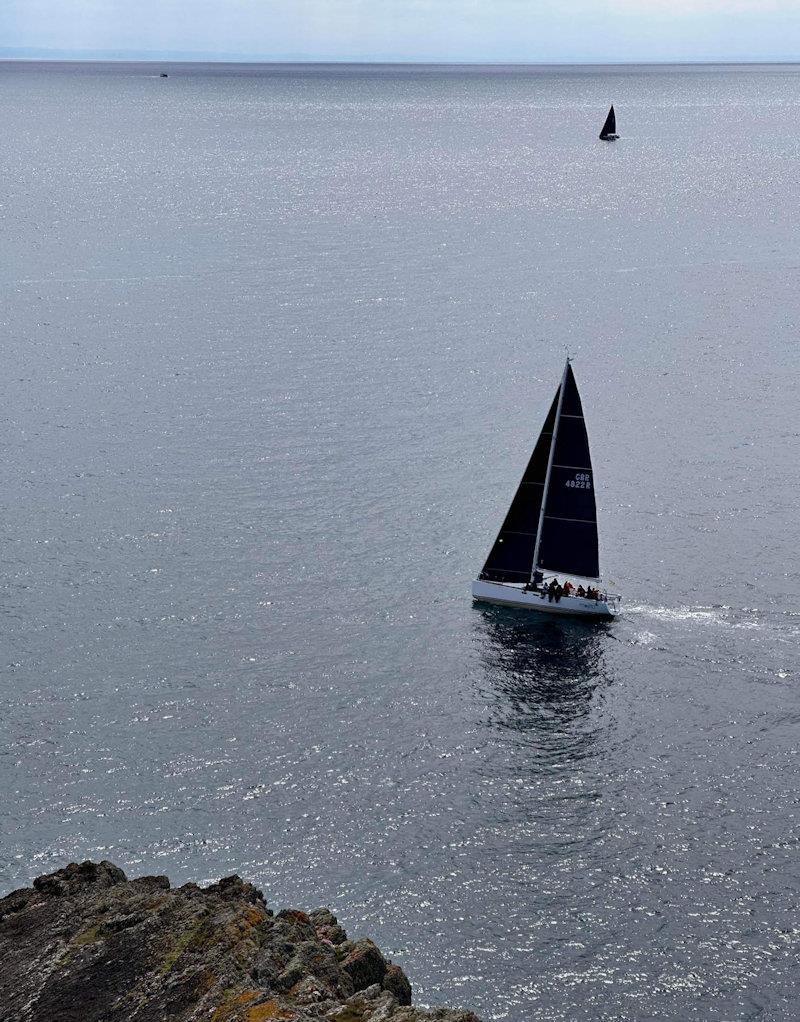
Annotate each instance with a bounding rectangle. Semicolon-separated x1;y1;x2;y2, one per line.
382;964;412;1006
33;859;126;896
311;908;349;945
0;861;482;1022
328;987;396;1021
358;983;384;1001
292;974;330;1004
340;938;388;992
284;939;343;996
368;991;401;1022
207;873;266;906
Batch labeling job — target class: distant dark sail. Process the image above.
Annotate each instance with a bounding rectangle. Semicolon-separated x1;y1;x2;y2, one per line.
479;390;560;584
536;364;599;579
599;105;617;140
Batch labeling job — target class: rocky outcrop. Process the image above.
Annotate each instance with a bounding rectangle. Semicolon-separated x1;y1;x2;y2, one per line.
0;861;481;1022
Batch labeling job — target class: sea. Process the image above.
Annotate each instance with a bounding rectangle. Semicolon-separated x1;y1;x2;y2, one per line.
1;61;799;1021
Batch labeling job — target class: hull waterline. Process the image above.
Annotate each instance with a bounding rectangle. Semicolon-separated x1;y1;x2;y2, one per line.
472;579;620;620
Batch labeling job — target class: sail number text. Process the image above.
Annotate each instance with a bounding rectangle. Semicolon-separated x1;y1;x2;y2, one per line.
566;473;592;489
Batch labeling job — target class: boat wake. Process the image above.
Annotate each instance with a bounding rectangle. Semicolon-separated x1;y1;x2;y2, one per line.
625;603;800;643
621;603;799;681
625;604;765;630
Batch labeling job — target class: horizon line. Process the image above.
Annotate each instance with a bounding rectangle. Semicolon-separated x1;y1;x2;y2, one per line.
3;55;800;68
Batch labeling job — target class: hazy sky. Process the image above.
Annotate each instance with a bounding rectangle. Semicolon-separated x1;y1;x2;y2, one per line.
2;0;800;62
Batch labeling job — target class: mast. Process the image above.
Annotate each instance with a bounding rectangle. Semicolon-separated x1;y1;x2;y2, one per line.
530;358;569;581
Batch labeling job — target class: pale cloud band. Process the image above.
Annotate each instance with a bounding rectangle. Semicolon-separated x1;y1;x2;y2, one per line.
1;0;799;61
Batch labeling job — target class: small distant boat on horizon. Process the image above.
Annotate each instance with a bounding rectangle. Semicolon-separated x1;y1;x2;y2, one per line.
160;72;169;78
599;104;619;141
471;359;621;620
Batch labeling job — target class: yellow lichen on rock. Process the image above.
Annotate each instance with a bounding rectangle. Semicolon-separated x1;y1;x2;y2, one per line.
0;860;482;1022
246;1000;295;1021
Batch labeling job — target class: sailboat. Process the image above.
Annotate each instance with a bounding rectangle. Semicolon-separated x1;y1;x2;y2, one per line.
599;105;619;141
472;360;621;619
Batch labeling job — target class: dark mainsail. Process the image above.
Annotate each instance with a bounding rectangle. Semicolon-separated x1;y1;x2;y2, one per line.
478;390;559;584
599;104;617;140
479;361;600;585
535;363;599;579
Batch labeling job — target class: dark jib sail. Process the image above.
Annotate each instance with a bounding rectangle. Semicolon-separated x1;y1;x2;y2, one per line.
536;363;599;579
478;391;559;584
599;104;617;140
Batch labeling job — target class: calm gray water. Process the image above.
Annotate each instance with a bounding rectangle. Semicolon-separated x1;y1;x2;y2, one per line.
2;61;800;1021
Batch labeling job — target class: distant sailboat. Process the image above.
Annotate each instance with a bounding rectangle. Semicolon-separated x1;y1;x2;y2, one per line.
472;360;620;619
599;104;619;141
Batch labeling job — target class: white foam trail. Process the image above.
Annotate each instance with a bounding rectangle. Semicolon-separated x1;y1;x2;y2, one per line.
625;604;766;631
626;604;728;624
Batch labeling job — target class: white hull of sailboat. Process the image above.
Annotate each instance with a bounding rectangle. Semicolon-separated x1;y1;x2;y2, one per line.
472;579;620;620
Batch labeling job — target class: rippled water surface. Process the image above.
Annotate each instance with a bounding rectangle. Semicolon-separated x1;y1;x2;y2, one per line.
2;61;800;1021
